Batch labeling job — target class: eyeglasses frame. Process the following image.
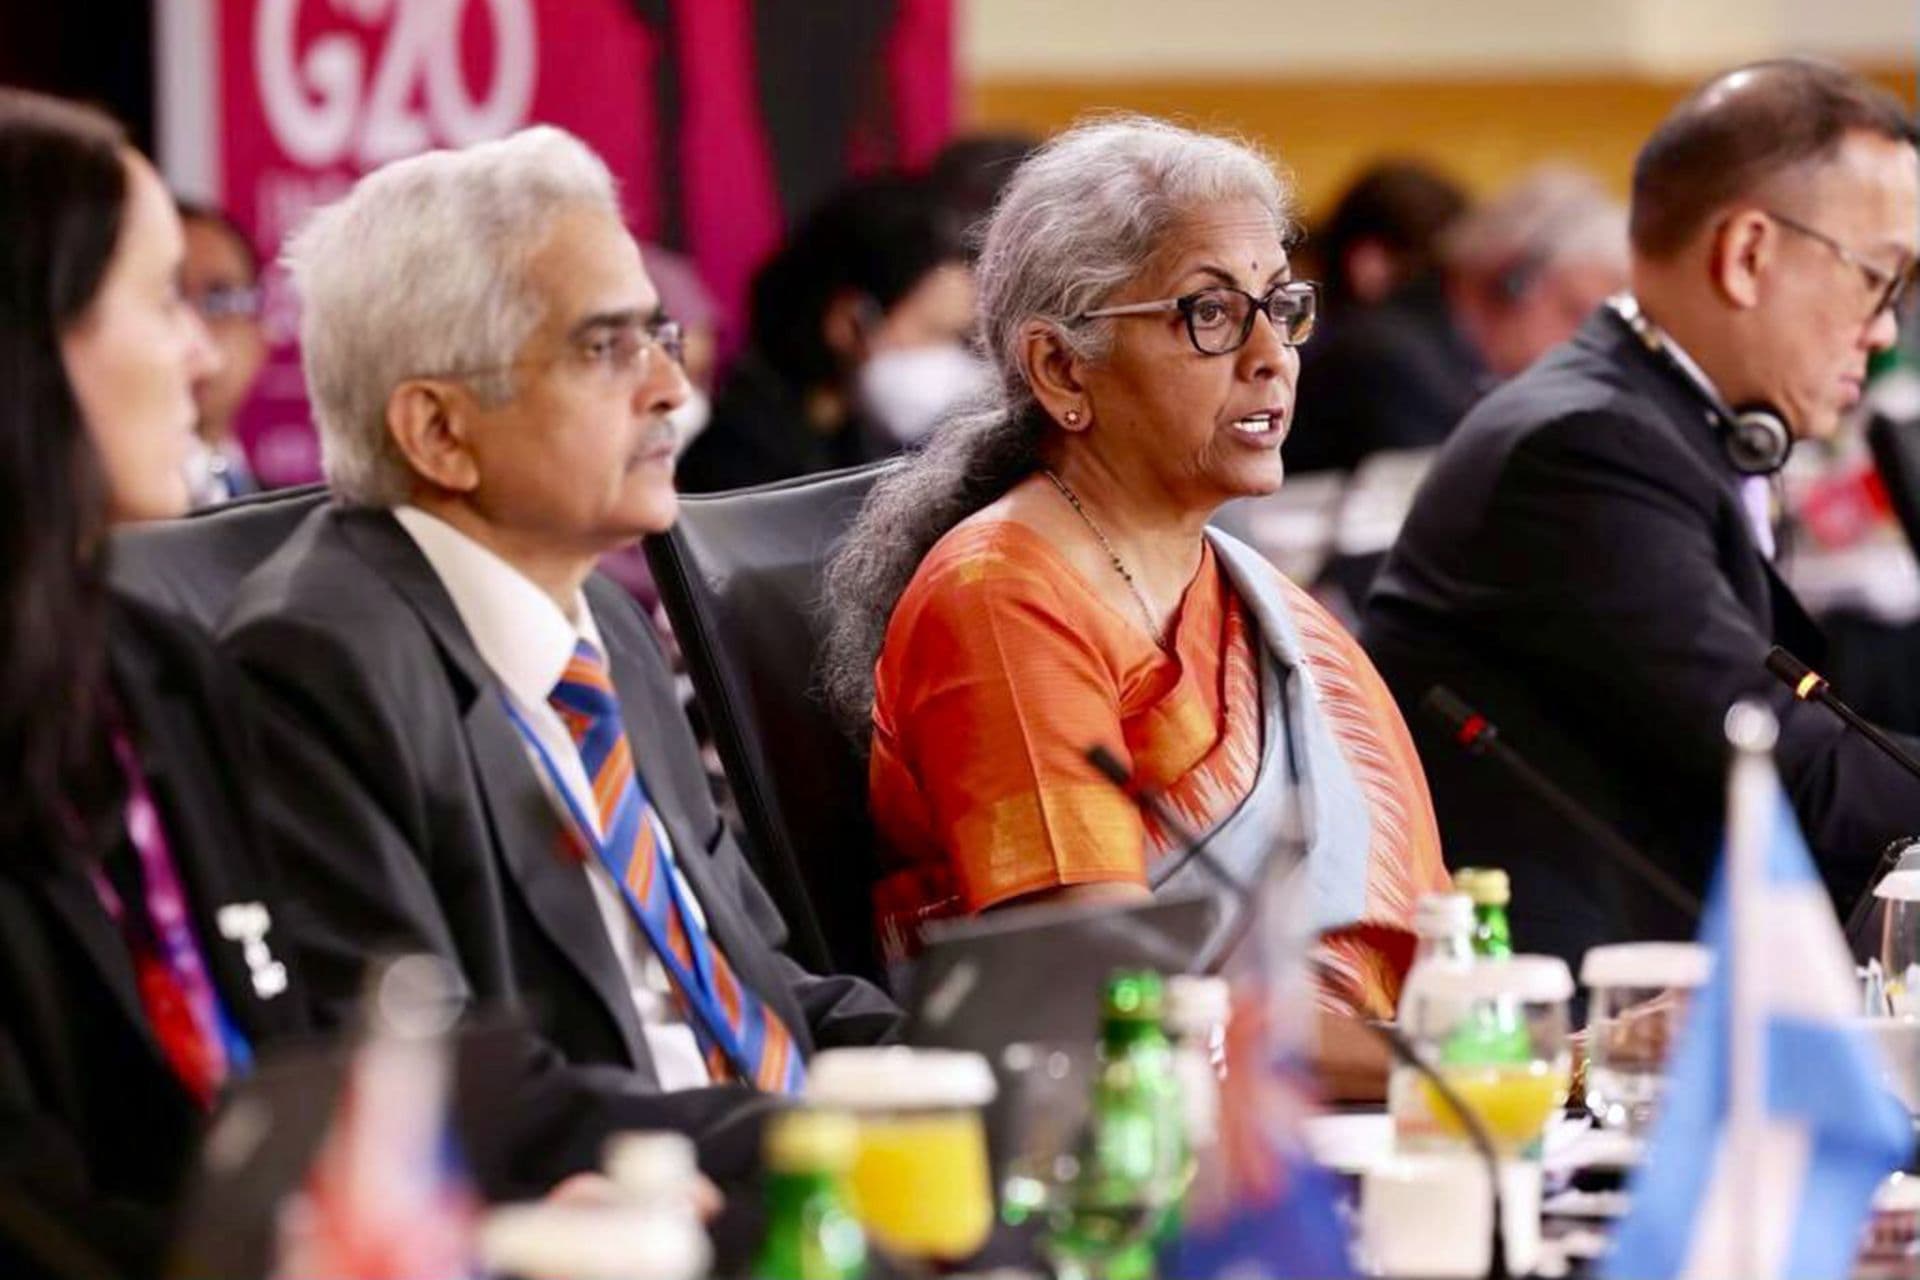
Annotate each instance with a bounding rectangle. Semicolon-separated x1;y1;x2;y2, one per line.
1077;280;1319;355
1765;209;1917;321
411;315;687;386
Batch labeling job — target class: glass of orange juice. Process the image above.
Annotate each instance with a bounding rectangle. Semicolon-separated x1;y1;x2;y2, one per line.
1395;954;1573;1157
805;1047;998;1264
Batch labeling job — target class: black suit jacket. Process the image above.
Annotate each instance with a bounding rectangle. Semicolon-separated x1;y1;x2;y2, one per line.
0;594;308;1278
218;505;899;1198
1363;308;1920;968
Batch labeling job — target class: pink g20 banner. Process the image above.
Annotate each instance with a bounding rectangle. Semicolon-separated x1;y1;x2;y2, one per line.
159;0;954;485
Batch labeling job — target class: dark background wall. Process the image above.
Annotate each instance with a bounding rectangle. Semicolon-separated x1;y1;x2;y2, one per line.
0;4;155;148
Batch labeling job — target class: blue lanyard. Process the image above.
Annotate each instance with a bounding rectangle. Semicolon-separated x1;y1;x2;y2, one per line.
498;694;750;1078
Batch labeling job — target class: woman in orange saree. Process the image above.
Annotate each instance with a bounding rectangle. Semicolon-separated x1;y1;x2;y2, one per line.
820;119;1451;1092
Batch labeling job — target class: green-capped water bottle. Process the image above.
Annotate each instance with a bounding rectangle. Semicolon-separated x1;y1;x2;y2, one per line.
1454;867;1514;958
1047;971;1186;1280
753;1110;867;1280
1449;867;1531;1084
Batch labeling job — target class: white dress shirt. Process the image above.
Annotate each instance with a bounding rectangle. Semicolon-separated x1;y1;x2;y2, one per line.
394;506;714;1089
1659;330;1778;561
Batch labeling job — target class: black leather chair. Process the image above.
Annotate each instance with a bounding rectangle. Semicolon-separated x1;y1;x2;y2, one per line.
108;485;330;628
644;463;893;983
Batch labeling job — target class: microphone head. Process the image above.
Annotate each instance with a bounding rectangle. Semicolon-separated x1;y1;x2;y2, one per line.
1084;744;1133;791
1420;686;1496;754
1764;646;1825;701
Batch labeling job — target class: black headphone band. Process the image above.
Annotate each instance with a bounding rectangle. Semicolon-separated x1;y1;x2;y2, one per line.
1606;295;1793;477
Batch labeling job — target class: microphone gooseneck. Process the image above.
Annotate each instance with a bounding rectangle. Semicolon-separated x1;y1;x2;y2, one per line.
1765;646;1920;785
1765;647;1920;938
1419;687;1702;921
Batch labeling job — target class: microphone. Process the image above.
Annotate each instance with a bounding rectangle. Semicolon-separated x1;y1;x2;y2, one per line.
1084;744;1264;977
1764;646;1920;784
1421;687;1701;922
1083;740;1512;1280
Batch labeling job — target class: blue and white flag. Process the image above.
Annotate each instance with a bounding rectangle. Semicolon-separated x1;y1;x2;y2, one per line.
1606;713;1910;1280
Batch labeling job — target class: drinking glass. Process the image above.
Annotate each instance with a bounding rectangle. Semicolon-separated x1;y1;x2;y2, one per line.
805;1047;998;1265
1395;954;1574;1157
1580;942;1709;1135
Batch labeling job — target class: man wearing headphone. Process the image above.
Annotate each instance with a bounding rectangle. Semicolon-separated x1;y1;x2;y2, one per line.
1363;58;1920;970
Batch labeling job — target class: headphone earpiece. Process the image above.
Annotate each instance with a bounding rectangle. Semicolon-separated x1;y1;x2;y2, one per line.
1720;403;1794;477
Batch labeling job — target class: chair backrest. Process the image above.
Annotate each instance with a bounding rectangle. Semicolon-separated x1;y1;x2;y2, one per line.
644;463;892;981
108;485;330;629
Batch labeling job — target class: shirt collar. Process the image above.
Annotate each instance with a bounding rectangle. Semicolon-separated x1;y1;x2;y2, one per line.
392;506;605;709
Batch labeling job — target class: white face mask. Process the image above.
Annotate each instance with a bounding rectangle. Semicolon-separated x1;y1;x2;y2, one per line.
667;386;712;456
855;344;991;445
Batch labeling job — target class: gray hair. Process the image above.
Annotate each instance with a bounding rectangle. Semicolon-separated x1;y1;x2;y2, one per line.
284;125;620;506
819;115;1293;738
1441;165;1627;285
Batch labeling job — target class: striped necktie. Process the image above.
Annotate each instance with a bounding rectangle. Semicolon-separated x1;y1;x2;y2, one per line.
547;639;805;1094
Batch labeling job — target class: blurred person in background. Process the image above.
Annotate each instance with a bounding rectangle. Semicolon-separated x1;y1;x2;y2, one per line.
221;127;898;1204
177;200;267;504
1365;59;1920;970
1311;158;1469;318
927;130;1041;253
1441;167;1629;383
0;89;307;1276
677;175;982;492
822;117;1452;1097
1288;165;1627;474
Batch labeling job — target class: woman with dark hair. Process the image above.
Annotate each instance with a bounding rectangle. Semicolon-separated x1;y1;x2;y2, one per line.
676;175;981;492
0;88;305;1273
822;118;1452;1094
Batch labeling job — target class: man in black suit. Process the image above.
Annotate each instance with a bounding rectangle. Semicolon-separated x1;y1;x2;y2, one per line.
1364;59;1920;968
219;127;898;1201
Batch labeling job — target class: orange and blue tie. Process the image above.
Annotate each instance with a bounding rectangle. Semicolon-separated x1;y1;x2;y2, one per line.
548;639;804;1094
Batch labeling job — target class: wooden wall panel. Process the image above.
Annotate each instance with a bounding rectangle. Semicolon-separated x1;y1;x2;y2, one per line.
967;67;1918;222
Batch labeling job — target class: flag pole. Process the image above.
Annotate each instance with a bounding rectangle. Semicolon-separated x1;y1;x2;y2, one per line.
1723;701;1778;1280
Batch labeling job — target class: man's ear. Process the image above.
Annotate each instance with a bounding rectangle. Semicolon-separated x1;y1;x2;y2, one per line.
1017;320;1093;433
1708;209;1771;310
386;379;481;494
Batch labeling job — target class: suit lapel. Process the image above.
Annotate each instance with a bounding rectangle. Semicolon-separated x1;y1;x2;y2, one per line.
463;693;655;1075
592;588;814;1056
335;510;656;1077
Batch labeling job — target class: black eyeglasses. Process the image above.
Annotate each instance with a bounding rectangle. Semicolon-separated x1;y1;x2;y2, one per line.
1078;281;1319;355
1766;209;1918;321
